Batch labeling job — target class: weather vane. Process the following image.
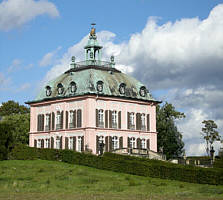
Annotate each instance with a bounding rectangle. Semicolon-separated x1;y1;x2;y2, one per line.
90;23;96;36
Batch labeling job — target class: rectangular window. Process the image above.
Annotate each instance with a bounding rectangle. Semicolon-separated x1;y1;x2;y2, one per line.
56;137;60;149
98;109;104;127
77;136;82;152
141;114;146;130
130;113;135;130
130;137;136;148
141;139;146;149
112;136;119;150
37;139;41;148
45;139;50;148
112;111;117;128
45;114;50;131
69;111;73;124
69;137;74;150
56;111;62;130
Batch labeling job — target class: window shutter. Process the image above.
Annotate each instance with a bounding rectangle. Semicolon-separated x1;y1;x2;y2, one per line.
105;110;108;128
127;137;130;148
81;136;84;152
140;113;142;130
66;111;68;129
34;139;37;148
147;139;150;150
119;137;123;149
147;114;150;131
77;109;82;128
60;136;63;149
96;109;99;127
136;113;140;130
109;110;112;128
127;112;130;129
52;112;55;130
49;113;51;131
41;139;44;148
96;136;99;154
65;137;68;149
73;136;76;151
37;115;40;131
42;114;44;131
73;110;76;128
109;136;112;152
51;137;54;149
61;111;64;129
105;136;108;152
118;111;121;129
137;138;141;149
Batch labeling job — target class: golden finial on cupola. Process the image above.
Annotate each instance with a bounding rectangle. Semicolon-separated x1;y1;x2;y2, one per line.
90;23;96;36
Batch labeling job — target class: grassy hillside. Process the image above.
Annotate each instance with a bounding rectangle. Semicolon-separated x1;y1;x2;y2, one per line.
0;160;223;200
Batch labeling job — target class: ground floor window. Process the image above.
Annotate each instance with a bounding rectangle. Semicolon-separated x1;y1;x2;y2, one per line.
130;137;136;148
56;137;61;149
77;136;82;152
69;137;74;150
37;139;41;148
112;136;119;150
141;139;146;149
45;139;50;148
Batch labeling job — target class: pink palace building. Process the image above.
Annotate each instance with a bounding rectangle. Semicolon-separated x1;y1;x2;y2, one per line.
27;26;162;158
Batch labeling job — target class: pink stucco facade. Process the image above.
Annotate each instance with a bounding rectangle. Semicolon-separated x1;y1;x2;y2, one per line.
29;95;158;154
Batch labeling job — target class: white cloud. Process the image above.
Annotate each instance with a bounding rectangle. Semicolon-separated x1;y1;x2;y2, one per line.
17;83;31;92
41;4;223;155
7;59;22;73
0;72;11;91
39;46;61;67
0;0;59;31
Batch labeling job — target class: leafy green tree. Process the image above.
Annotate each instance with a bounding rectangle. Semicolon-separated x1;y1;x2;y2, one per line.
2;114;30;145
0;100;29;117
157;102;185;159
201;120;221;156
0;122;14;160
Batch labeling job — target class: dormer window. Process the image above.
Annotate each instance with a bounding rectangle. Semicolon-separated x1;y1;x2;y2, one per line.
139;86;147;97
46;86;52;97
70;82;77;94
57;83;64;95
119;83;126;95
97;81;103;92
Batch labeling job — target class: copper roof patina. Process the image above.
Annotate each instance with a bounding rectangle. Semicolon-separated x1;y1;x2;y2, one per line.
27;25;159;104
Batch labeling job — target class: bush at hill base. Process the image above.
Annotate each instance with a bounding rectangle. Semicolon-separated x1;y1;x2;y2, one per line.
9;144;223;185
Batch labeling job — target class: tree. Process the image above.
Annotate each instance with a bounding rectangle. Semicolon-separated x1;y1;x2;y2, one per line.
1;114;30;145
0;100;29;117
201;120;221;156
157;102;185;159
0;122;14;160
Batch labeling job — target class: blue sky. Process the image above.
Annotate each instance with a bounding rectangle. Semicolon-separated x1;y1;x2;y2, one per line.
0;0;223;155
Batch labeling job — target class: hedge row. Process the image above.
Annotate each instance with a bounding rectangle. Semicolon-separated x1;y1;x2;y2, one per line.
9;144;223;185
214;158;223;168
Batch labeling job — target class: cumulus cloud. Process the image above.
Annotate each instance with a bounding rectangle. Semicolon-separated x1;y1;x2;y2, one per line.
39;46;61;67
0;72;11;91
0;0;59;31
42;4;223;155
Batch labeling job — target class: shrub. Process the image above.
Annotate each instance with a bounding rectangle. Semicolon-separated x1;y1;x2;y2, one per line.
9;144;223;185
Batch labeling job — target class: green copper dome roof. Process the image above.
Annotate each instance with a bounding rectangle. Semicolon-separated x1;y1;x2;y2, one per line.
33;66;156;103
28;25;158;104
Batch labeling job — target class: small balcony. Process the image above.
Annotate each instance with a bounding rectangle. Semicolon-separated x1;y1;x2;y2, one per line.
98;121;104;128
111;123;117;129
69;123;75;129
45;125;50;131
141;125;146;131
129;124;135;130
56;124;62;130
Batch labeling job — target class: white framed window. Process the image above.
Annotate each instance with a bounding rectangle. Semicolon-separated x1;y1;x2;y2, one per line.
141;114;145;127
99;136;104;144
130;112;135;126
45;139;50;148
112;111;117;125
37;139;41;148
69;111;73;124
56;111;61;125
69;137;74;150
112;136;119;150
77;136;82;152
98;109;104;123
141;139;146;149
56;137;61;149
45;114;50;126
130;137;136;148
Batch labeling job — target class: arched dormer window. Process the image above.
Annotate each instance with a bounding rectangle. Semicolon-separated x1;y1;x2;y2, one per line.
97;81;103;92
119;83;126;95
57;83;64;95
70;81;77;94
139;86;147;97
46;86;52;97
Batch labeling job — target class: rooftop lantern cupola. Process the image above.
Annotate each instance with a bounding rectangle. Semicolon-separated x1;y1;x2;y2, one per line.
84;23;103;65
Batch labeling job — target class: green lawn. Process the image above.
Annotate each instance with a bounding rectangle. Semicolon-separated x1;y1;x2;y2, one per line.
0;160;223;200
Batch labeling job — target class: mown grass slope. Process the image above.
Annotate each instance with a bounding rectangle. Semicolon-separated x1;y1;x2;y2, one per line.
0;160;223;200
